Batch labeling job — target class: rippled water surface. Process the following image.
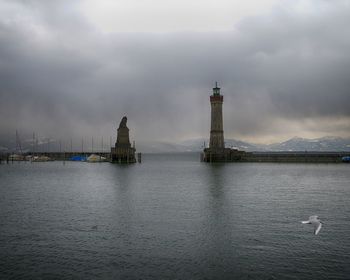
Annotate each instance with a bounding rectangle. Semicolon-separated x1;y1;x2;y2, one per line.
1;153;350;279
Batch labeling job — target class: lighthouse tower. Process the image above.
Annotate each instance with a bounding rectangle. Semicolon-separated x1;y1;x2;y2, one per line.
202;83;247;162
209;82;225;150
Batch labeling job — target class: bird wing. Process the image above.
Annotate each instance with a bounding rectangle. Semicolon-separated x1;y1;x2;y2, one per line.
313;222;322;235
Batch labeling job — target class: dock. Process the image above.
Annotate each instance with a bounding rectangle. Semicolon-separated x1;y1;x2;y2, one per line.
0;152;111;162
202;150;350;163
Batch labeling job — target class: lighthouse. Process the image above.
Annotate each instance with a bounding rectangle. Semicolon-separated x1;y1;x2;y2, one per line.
202;83;245;162
209;82;225;150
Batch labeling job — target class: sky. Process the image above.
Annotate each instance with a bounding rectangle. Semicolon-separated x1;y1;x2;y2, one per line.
0;0;350;149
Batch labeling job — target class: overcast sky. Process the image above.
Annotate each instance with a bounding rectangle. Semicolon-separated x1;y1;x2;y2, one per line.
0;0;349;147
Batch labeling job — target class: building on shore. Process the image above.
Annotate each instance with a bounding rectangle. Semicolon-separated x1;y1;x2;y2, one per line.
111;116;136;163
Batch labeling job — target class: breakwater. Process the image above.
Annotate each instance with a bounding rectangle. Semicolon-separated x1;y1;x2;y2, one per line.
0;152;111;162
1;151;349;164
202;150;350;163
243;151;349;163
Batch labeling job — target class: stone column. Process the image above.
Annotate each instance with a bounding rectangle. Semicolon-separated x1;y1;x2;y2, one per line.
209;83;225;149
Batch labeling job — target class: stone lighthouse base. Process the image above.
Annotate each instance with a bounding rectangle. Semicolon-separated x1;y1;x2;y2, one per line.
111;147;136;163
202;148;247;162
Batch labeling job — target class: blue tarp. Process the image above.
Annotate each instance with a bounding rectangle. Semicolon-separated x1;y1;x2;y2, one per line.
70;155;87;161
342;156;350;162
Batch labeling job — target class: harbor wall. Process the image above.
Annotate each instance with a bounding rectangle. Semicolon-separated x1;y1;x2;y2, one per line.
202;150;350;163
242;152;348;163
0;152;111;161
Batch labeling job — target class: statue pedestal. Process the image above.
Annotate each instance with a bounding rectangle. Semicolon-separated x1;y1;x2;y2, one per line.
111;147;136;163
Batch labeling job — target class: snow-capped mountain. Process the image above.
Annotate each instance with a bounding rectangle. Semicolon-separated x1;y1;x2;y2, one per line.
1;136;350;153
176;136;350;152
266;136;350;151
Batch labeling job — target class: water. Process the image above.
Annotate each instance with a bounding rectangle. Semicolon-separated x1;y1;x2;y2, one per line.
1;153;349;279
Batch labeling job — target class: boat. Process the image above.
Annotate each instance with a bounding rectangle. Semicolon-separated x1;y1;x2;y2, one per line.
342;156;350;163
8;154;25;161
32;156;53;162
25;155;33;161
87;154;107;163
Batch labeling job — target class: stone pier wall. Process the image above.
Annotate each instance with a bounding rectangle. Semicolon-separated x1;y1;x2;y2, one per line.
202;149;349;163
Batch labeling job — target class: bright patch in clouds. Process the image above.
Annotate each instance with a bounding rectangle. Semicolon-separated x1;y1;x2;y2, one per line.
0;0;349;145
81;0;279;32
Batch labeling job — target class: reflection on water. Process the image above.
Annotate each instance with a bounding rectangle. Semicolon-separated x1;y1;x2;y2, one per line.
0;154;350;279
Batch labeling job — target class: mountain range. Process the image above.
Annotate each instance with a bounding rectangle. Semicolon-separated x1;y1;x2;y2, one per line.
1;136;350;153
139;136;350;153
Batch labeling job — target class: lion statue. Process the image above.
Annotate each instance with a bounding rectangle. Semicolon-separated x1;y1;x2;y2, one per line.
118;116;128;129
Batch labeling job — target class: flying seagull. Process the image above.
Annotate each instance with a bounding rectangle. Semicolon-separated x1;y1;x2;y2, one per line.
301;215;322;235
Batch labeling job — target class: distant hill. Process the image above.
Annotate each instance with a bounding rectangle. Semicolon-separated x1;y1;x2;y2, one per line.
136;141;190;153
1;136;350;153
177;138;258;152
0;146;8;152
265;136;350;152
161;136;350;153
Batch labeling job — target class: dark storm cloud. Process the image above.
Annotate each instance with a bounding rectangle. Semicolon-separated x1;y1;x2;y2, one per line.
0;0;350;146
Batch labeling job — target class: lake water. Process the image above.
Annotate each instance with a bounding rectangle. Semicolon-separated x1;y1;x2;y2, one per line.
0;153;349;279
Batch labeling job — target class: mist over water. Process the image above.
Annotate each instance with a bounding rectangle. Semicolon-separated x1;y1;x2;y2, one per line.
1;153;350;279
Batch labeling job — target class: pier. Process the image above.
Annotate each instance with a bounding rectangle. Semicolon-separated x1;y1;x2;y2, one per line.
202;150;350;163
243;151;350;163
0;152;111;162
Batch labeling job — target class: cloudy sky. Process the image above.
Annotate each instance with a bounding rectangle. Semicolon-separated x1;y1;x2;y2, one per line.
0;0;349;148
